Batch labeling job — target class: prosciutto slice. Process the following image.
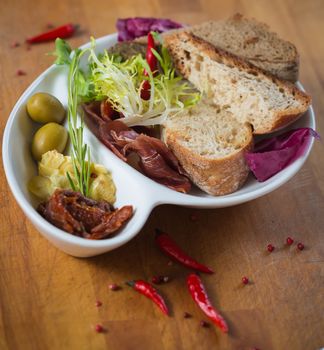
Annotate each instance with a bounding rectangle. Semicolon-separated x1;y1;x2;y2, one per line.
83;101;191;193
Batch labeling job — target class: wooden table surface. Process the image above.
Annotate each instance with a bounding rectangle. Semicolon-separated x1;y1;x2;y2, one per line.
1;0;324;349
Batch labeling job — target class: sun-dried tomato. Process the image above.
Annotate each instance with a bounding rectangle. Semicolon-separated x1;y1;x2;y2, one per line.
38;189;133;239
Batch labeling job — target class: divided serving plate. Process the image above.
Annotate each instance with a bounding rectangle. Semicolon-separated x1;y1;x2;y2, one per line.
2;33;316;257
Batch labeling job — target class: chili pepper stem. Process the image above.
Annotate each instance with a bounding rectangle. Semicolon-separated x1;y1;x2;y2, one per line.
125;280;135;287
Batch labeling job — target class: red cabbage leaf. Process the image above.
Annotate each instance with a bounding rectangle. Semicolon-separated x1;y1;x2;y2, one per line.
116;17;183;42
245;128;319;182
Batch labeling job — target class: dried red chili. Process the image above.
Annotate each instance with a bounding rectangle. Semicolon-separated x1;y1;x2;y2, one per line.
155;229;214;274
140;32;157;100
26;23;77;44
187;273;228;333
126;279;169;315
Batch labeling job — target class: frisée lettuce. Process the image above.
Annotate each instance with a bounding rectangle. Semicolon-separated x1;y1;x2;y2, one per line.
53;36;200;127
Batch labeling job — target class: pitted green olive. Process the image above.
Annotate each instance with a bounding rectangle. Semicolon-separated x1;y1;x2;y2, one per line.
27;93;65;124
31;123;68;161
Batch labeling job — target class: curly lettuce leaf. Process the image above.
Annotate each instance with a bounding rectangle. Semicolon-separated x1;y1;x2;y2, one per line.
88;42;201;126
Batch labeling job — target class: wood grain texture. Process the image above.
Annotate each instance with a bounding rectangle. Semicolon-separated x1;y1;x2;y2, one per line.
0;0;323;349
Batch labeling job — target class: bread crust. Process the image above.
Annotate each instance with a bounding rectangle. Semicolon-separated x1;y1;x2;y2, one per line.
163;125;254;196
136;14;300;81
164;31;311;135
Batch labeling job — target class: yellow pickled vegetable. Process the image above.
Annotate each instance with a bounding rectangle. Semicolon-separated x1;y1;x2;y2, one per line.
28;150;116;204
89;174;116;204
28;176;53;200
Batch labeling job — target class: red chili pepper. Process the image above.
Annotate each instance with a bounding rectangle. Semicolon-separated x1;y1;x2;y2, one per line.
155;229;214;274
26;23;77;44
146;32;157;73
140;32;157;100
187;273;228;333
126;279;169;315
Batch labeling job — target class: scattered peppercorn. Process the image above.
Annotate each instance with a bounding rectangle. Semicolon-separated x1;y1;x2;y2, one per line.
267;244;275;252
151;275;170;284
108;283;120;291
16;69;26;76
286;237;294;245
297;242;305;251
95;324;104;333
11;41;20;48
183;312;192;318
47;23;55;29
200;320;210;328
242;276;249;285
95;300;102;307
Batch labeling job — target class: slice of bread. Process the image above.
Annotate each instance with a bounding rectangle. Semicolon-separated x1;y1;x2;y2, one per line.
164;31;311;134
136;14;299;81
162;101;253;195
188;14;299;82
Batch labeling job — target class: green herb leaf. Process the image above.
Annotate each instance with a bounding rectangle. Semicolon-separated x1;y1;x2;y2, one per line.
52;38;72;65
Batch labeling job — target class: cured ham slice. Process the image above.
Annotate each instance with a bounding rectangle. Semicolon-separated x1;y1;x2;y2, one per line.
83;101;191;193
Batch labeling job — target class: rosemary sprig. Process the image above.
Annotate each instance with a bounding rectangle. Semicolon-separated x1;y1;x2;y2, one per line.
53;39;91;196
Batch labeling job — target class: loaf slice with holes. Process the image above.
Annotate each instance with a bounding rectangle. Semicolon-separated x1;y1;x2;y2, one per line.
188;14;299;82
136;14;299;81
162;101;253;195
164;31;311;134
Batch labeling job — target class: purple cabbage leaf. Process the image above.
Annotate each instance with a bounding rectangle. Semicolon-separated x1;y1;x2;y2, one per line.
245;128;319;182
116;17;183;42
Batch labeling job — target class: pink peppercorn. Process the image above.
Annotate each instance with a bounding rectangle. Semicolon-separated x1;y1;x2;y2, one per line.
286;237;294;245
297;243;304;251
267;244;275;252
95;300;102;307
11;41;20;48
200;320;210;328
95;324;104;333
242;276;249;285
183;312;192;318
152;275;170;285
108;283;120;291
16;69;26;76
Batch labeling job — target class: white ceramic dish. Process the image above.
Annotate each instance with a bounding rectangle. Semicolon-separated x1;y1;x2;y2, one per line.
3;33;316;257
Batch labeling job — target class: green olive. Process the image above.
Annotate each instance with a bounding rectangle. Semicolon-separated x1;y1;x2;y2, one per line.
27;92;65;124
32;123;68;161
